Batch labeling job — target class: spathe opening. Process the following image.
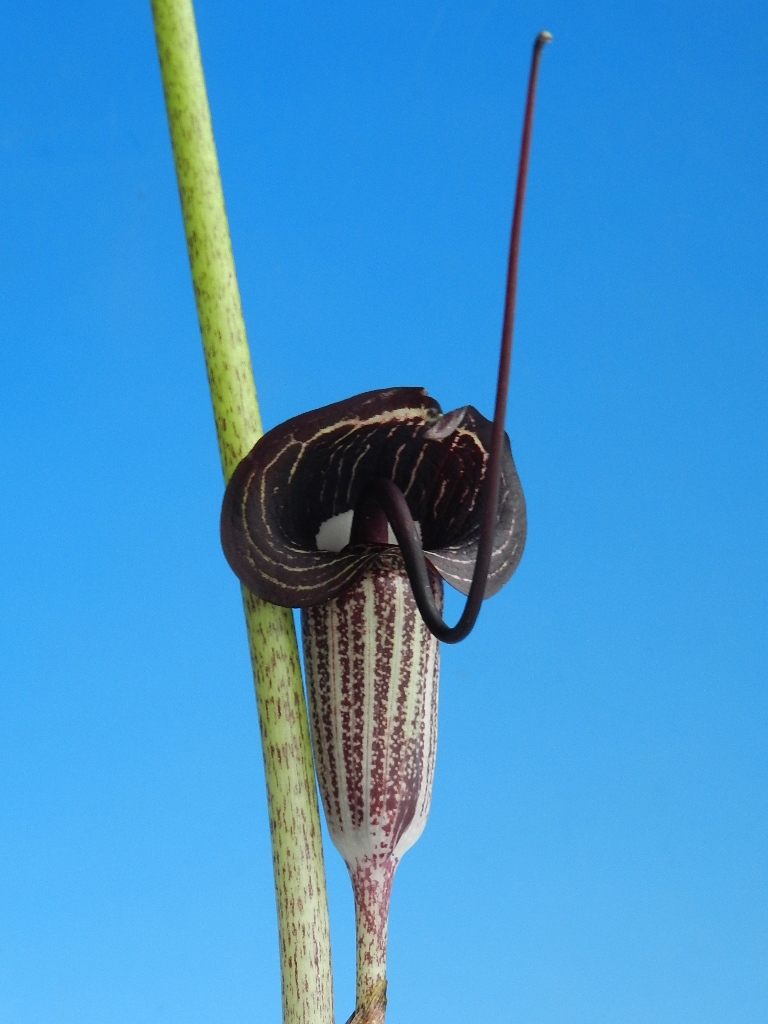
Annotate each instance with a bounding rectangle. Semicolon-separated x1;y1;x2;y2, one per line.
316;509;422;553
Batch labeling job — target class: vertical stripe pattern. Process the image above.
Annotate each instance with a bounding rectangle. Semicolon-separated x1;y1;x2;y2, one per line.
302;548;443;1009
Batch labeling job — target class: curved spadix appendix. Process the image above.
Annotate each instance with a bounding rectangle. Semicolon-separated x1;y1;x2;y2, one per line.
220;30;551;1023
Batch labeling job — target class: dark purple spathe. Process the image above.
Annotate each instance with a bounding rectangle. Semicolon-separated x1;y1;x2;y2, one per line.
220;386;526;608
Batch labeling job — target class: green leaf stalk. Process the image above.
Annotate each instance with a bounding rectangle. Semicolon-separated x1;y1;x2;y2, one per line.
150;1;334;1021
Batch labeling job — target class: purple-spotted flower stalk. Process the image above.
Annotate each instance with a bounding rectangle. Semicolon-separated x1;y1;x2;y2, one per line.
222;33;551;1023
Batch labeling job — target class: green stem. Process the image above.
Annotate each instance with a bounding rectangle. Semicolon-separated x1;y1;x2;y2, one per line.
150;2;334;1021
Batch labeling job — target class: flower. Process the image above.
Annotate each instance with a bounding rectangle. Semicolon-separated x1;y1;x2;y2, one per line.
220;30;550;1022
219;385;526;1014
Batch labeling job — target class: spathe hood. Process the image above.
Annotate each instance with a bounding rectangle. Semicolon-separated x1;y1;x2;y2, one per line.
221;387;526;607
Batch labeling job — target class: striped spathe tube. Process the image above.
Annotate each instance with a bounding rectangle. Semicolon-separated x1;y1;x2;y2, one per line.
302;548;443;1014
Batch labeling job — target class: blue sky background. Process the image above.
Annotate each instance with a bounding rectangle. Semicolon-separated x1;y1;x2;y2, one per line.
1;2;766;1022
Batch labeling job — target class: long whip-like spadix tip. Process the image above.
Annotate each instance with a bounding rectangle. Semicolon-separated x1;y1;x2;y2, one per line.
378;29;552;643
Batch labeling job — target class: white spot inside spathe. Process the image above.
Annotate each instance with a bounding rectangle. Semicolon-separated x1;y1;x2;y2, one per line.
316;509;354;552
315;509;422;551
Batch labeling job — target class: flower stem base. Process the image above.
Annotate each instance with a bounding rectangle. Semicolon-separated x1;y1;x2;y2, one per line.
344;979;388;1024
351;855;396;1007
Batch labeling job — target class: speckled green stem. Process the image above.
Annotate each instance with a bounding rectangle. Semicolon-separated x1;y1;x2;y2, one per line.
151;1;334;1021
